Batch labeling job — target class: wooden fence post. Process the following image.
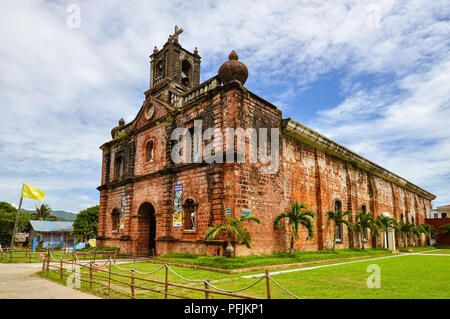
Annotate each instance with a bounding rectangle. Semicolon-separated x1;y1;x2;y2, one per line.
108;259;112;296
113;250;117;264
42;255;46;272
131;269;135;299
60;258;63;279
204;280;210;299
89;262;93;289
46;249;50;272
265;270;271;299
164;265;169;299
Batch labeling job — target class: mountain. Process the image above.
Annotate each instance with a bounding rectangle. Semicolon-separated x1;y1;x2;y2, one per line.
20;208;77;221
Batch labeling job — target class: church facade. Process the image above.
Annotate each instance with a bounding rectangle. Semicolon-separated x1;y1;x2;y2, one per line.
96;28;435;256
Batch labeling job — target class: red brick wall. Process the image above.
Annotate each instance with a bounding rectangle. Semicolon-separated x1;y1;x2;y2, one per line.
426;218;450;246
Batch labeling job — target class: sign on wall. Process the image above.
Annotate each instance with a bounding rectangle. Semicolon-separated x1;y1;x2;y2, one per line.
173;184;183;227
226;208;231;217
120;195;126;229
242;209;252;217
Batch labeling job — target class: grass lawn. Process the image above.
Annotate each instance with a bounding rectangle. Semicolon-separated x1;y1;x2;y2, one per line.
426;249;450;254
39;248;448;299
152;247;434;270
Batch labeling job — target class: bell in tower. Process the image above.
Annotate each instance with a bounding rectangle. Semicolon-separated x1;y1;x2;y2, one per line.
149;26;201;101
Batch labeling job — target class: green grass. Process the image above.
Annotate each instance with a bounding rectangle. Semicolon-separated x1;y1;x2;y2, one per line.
39;252;450;299
153;248;395;270
426;249;450;254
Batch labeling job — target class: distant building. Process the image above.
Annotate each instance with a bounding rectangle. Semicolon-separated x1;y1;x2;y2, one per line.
29;220;74;248
426;204;450;246
427;204;450;219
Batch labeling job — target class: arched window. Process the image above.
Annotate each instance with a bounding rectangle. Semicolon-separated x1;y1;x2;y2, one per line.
111;209;120;232
334;200;343;241
181;60;191;86
362;205;367;214
183;199;196;230
145;140;154;163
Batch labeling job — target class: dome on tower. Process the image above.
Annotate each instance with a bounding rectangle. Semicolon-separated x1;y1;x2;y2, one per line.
218;50;248;85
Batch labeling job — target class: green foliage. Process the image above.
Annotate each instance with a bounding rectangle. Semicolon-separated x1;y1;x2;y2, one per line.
0;201;32;247
204;215;261;249
353;211;378;249
30;203;56;221
274;202;315;253
71;205;99;239
326;210;352;251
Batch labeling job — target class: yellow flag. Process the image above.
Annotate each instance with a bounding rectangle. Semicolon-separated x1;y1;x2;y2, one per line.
21;184;45;201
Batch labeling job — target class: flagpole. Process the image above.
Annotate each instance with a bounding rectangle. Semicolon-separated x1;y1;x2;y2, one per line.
11;183;24;248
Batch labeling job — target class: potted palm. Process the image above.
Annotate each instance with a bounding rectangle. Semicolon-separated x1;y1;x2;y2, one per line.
274;202;315;254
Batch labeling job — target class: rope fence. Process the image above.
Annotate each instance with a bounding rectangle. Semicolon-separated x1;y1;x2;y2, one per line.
40;251;300;300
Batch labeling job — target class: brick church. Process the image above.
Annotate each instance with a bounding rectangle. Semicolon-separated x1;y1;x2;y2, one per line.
97;28;435;256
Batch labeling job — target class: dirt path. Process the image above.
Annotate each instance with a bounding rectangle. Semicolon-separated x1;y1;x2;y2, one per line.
0;263;100;299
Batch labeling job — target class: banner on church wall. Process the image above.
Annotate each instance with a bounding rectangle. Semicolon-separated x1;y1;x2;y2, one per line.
120;195;126;229
173;184;183;227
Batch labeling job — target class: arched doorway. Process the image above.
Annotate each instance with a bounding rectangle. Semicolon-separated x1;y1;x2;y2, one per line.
137;202;156;256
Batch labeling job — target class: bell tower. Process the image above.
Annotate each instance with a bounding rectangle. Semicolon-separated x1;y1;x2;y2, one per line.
149;26;201;91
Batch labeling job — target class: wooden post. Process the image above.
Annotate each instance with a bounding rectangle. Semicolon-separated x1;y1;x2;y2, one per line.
89;262;93;289
60;258;63;280
108;259;112;295
114;250;117;264
265;270;271;299
204;280;210;299
42;255;46;271
164;265;169;299
46;249;50;272
130;269;135;299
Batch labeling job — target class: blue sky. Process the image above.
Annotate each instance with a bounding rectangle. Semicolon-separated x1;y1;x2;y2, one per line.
0;0;449;212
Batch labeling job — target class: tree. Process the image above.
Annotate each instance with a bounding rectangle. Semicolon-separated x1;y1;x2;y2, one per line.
71;205;99;240
377;215;398;249
205;214;261;258
398;221;415;247
354;212;377;249
31;203;56;221
326;210;352;251
274;202;315;254
0;201;31;247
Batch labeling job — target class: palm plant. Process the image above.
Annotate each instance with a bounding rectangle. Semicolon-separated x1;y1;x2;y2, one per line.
411;225;422;246
377;215;398;249
354;212;376;249
274;202;315;254
398;221;415;247
205;214;261;258
31;203;56;221
326;210;352;251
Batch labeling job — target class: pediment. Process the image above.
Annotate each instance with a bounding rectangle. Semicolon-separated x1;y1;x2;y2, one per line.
131;95;175;131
